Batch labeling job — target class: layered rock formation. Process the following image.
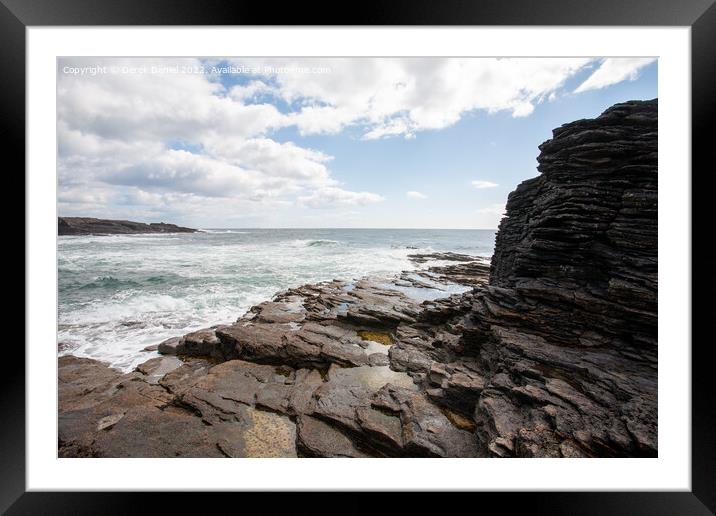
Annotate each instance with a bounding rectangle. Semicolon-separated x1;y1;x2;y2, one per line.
489;99;657;352
471;99;658;457
58;99;657;458
58;217;196;235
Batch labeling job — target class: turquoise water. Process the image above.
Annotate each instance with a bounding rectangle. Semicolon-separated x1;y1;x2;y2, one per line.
58;228;496;370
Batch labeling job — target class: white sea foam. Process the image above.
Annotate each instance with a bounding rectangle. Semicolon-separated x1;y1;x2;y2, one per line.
58;229;495;371
198;229;249;234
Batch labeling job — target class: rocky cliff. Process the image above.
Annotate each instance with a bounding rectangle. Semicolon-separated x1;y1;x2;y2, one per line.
470;99;658;456
57;100;657;458
58;217;196;235
489;99;657;352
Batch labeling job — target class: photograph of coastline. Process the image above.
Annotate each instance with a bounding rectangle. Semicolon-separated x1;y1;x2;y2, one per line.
57;56;657;458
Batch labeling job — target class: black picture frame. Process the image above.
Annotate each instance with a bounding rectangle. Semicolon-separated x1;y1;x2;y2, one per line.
5;0;714;513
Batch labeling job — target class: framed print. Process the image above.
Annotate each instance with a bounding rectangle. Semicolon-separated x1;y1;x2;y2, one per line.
5;0;714;512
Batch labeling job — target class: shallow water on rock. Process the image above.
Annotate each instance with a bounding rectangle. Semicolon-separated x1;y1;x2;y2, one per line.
362;340;391;355
328;364;418;392
381;273;472;302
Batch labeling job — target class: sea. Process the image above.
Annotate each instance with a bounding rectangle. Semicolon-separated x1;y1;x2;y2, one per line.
58;228;496;371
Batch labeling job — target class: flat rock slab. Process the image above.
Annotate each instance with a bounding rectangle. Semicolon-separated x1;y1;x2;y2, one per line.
214;405;298;458
136;356;183;384
327;364;417;392
297;415;370;458
60;356;302;458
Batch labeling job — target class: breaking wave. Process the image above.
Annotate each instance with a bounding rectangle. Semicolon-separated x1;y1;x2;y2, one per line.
58;228;495;371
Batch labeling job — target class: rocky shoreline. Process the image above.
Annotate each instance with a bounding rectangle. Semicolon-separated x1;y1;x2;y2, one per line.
58;99;657;458
59;253;491;458
58;217;196;235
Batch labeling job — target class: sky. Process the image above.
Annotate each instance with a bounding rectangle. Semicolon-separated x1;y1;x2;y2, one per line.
57;57;657;229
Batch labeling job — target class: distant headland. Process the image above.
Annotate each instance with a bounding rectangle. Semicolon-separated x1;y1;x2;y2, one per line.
58;217;197;236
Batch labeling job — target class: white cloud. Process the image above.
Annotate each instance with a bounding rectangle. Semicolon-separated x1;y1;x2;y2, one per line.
363;118;415;141
510;102;535;118
574;58;656;93
472;180;499;189
57;57;380;215
58;185;111;206
108;150;282;199
234;57;595;139
57;57;652;225
298;187;385;209
406;191;427;200
204;138;334;186
475;203;507;229
228;80;279;102
58;58;285;143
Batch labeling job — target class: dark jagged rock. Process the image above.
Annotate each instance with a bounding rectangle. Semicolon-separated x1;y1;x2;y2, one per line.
470;99;658;456
58;100;657;458
58;217;196;235
489;99;657;351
